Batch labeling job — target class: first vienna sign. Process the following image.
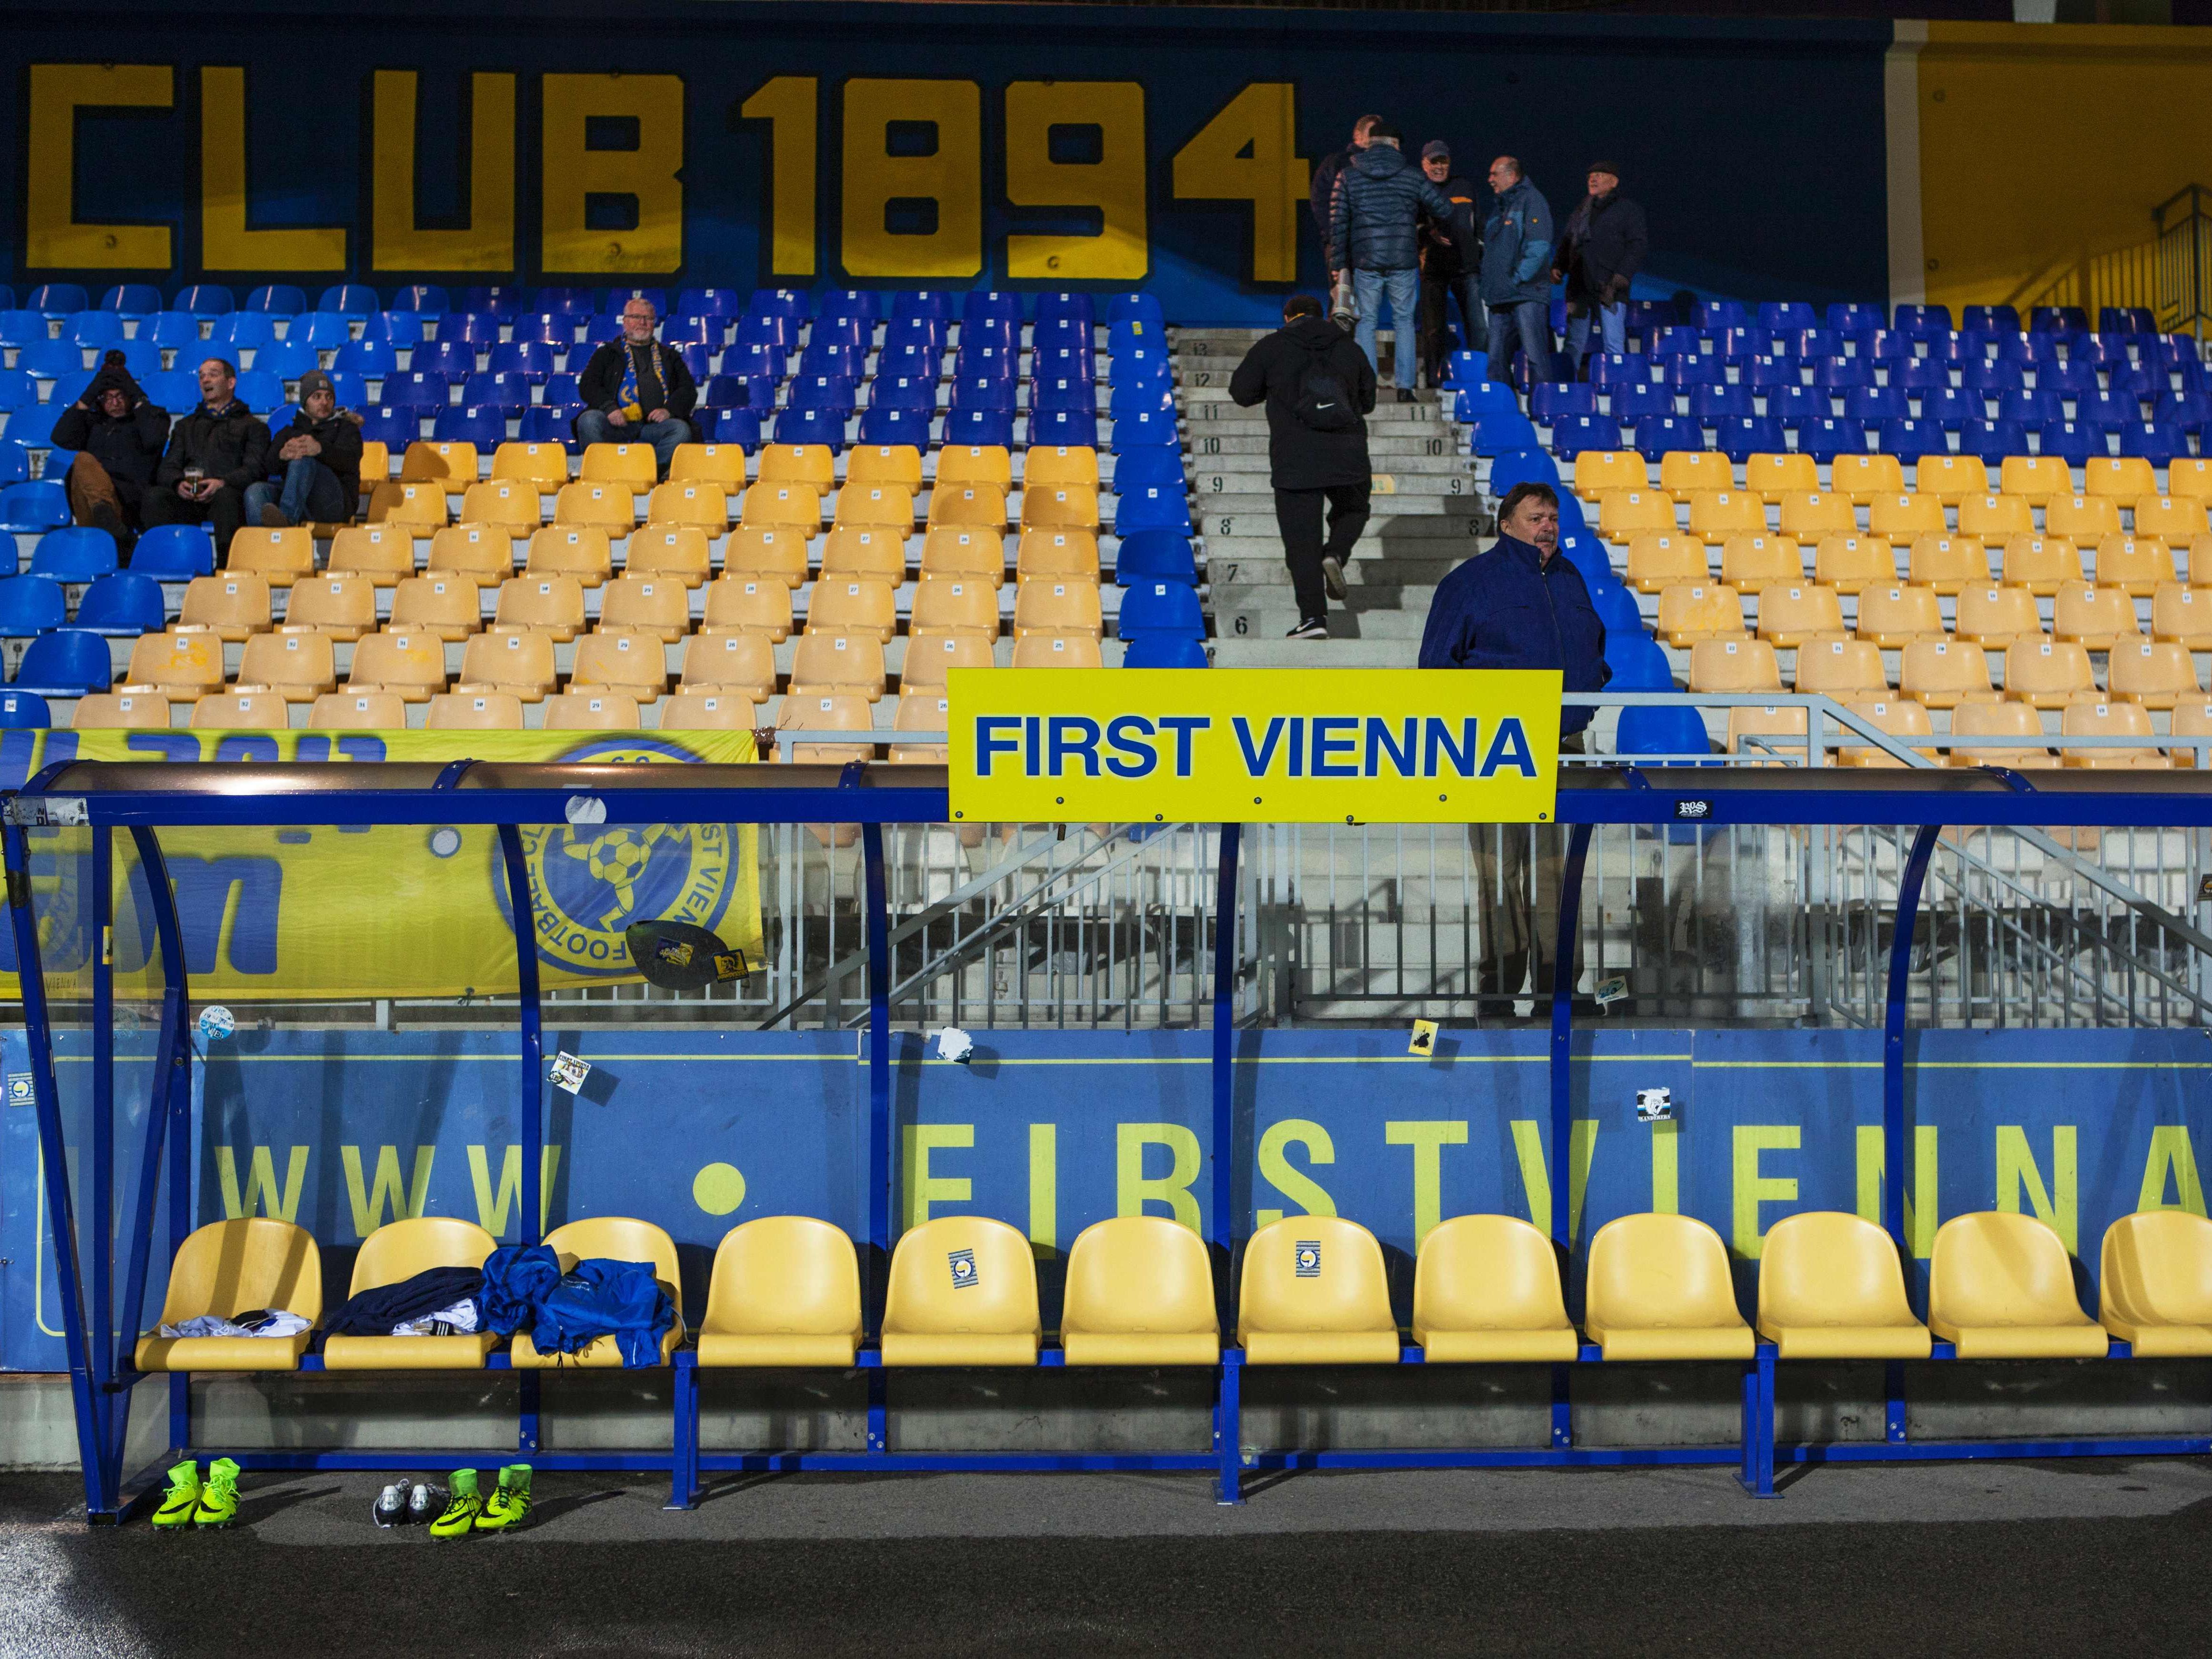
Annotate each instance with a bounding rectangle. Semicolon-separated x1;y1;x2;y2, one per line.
946;669;1563;825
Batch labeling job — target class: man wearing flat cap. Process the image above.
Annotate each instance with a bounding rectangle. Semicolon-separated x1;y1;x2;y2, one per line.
247;368;364;529
1554;161;1647;380
50;350;169;552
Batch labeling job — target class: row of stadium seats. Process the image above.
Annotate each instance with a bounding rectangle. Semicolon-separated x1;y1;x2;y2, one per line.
1570;449;2207;504
1471;407;2208;467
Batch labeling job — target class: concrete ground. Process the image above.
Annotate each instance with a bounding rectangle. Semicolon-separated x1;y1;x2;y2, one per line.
5;1460;2211;1656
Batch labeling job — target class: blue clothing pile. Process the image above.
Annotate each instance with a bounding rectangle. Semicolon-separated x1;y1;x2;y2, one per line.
480;1243;676;1368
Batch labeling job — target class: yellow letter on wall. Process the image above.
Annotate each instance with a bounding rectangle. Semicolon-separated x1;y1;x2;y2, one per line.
1732;1125;1800;1260
2138;1124;2207;1217
1996;1124;2078;1255
903;1123;974;1229
372;71;516;273
1170;83;1306;283
740;76;818;278
841;79;982;279
1256;1118;1336;1228
1384;1120;1468;1248
27;64;173;269
201;67;347;271
1117;1123;1202;1232
542;74;684;274
1004;81;1147;281
1855;1123;1939;1258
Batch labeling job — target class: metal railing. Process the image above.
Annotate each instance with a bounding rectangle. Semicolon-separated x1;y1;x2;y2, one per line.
2016;182;2212;338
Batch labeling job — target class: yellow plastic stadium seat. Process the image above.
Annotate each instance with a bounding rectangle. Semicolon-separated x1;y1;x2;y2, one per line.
551;482;634;538
72;690;171;730
238;630;337;701
2093;535;2175;597
2108;639;2202;709
832;483;914;533
701;578;794;642
927;482;1009;529
846;444;924;489
1598;489;1676;540
598;575;690;643
387;575;481;642
323;1218;499;1371
427;524;518;582
1907;534;1988;596
1812;534;1895;596
358;438;391;484
1686;489;1766;543
127;630;225;700
188;688;288;730
1625;533;1706;593
400;439;477;487
669;442;748;491
134;1218;321;1373
456;628;558;702
1956;492;2035;543
2001;534;2080;596
1838;697;1936;766
739;482;823;533
491;441;572;489
1573;448;1647;502
347;628;449;701
1854;584;1945;648
1656;584;1745;648
696;1217;863;1368
1755;1212;1930;1359
789;630;888;699
279;575;376;642
1725;703;1809;763
1015;529;1097;582
1010;633;1105;668
2099;1212;2212;1355
644;480;731;536
543;688;642;729
425;688;523;730
937;445;1013;489
659;689;758;731
1687;636;1781;694
898;627;996;691
756;444;835;489
571;629;668;702
1914;453;1989;506
310;689;407;728
625;524;712;589
2174;700;2212;767
2152;583;2212;648
911;576;1001;638
1411;1214;1578;1363
2063;698;2170;769
723;525;809;589
1584;1214;1754;1361
1927;1212;2106;1358
1013;577;1103;638
1867;492;1947;545
180;573;273;640
1777;491;1856;546
326;524;416;586
1024;445;1100;490
366;480;447;532
1659;450;1735;501
2167;458;2212;504
890;690;952;763
1794;638;1890;700
2133;494;2209;546
1744;451;1818;503
1999;454;2074;507
526;526;615;588
580;442;657;487
1753;583;1845;648
1899;638;1994;710
2084;455;2158;501
881;1215;1040;1366
2004;637;2096;708
1953;586;2043;649
1060;1216;1219;1367
680;630;777;701
820;526;908;585
806;578;897;644
1692;536;1791;602
511;1218;684;1368
1237;1216;1399;1365
226;526;317;586
2045;494;2122;545
494;575;587;642
1829;453;1906;505
923;526;1009;586
1946;698;2054;769
1021;482;1101;532
776;691;875;765
2052;584;2142;650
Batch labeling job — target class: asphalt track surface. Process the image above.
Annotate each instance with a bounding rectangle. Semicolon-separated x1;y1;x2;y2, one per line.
5;1461;2212;1657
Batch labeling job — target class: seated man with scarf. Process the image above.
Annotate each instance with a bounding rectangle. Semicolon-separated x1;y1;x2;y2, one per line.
574;297;697;478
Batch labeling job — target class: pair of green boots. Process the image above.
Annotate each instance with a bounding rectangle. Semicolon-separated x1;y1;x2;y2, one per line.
430;1464;532;1539
151;1458;240;1530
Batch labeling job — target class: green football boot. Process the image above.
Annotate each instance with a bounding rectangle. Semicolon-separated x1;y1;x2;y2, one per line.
475;1464;532;1533
150;1460;200;1530
428;1467;483;1540
191;1458;240;1529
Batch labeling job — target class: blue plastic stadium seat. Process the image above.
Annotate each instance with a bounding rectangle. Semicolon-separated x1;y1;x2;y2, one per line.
954;343;1018;385
790;374;859;414
1528;382;1597;422
315;285;377;319
5;485;72;536
2156;392;2212;434
1795;417;1862;463
504;314;566;348
431;406;505;450
694;407;754;449
2030;306;2089;335
0;688;50;727
74;571;165;636
1550;415;1624;459
1958;419;2029;467
539;372;579;407
26;284;88;318
231;370;284;412
291;313;351;351
66;313;122;350
332;340;398;379
1109;407;1174;451
1106;320;1165;361
513;404;579;449
891;291;954;326
676;288;743;318
1755;301;1816;332
1957;304;2017;334
382;371;452;412
97;284;163;320
1587;355;1652;392
1844;386;1908;425
774;407;846;451
1441;349;1488;388
534;287;595;318
412;339;479;381
0;574;65;636
746;290;812;329
1812;358;1873;392
2077;388;2138;429
1610;382;1674;423
2035;361;2097;400
205;314;274;353
129;524;216;579
252;339;317;381
856;407;927;447
947;375;1015;414
20;338;84;379
144;313;200;355
1665;356;1723;391
486;341;555;380
1587;578;1643;641
1452;381;1520;422
865;375;932;414
454;287;528;318
1744;356;1803;391
1122;635;1206;669
1894;303;1950;332
1649;326;1706;362
1918;387;1978;431
658;315;717;349
49;370;93;409
1109;448;1183;493
1697;299;1747;330
818;288;883;326
1689;385;1754;423
360;405;422;453
1616;703;1713;758
28;524;116;578
1488;449;1562;497
1107;293;1165;330
1605;631;1672;690
0;370;35;413
1632;415;1705;456
389;285;449;316
797;338;864;380
0;441;30;484
1114;530;1197;586
1471;412;1541;457
883;317;949;357
176;286;233;318
1876;417;1952;461
1959;359;2025;395
1118;579;1204;639
963;291;1023;329
1714;417;1785;463
14;626;114;696
1112;484;1193;538
2119;421;2187;465
2108;363;2159;403
1105;382;1173;425
2035;420;2102;464
1889;358;1949;394
1825;302;1884;333
1029;408;1099;448
360;314;424;350
874;342;935;386
1114;347;1173;387
1034;293;1096;332
242;285;306;316
735;316;800;358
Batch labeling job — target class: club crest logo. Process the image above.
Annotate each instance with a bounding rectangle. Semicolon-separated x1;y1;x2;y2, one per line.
1295;1241;1321;1278
948;1248;978;1289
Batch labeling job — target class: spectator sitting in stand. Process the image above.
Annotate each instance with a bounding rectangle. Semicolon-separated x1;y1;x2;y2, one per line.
140;358;271;559
246;369;364;529
575;297;697;479
50;350;170;555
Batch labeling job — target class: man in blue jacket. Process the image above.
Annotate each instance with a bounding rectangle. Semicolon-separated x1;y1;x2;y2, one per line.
1330;125;1456;400
1480;156;1556;387
1419;481;1607;1005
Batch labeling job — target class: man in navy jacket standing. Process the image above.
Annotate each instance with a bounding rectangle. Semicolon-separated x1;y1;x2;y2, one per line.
1419;481;1608;1005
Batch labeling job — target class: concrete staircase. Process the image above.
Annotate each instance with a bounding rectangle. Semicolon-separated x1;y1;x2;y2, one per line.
1172;326;1488;667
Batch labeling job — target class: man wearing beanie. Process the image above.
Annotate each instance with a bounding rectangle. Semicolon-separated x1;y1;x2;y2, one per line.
50;351;170;552
247;368;364;529
1554;161;1647;379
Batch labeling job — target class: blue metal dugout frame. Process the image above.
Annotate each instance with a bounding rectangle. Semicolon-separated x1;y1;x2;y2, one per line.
9;761;2212;1523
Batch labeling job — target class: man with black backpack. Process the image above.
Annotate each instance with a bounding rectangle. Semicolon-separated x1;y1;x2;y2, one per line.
1229;294;1378;639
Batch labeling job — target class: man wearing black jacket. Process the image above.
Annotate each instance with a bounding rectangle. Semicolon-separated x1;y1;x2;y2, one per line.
246;369;364;528
1555;161;1649;380
140;358;271;558
50;351;169;552
1309;115;1380;285
1415;140;1485;389
1228;294;1378;639
574;297;697;478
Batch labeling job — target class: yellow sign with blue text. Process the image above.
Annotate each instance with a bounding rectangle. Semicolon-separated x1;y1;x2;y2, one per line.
946;669;1561;824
